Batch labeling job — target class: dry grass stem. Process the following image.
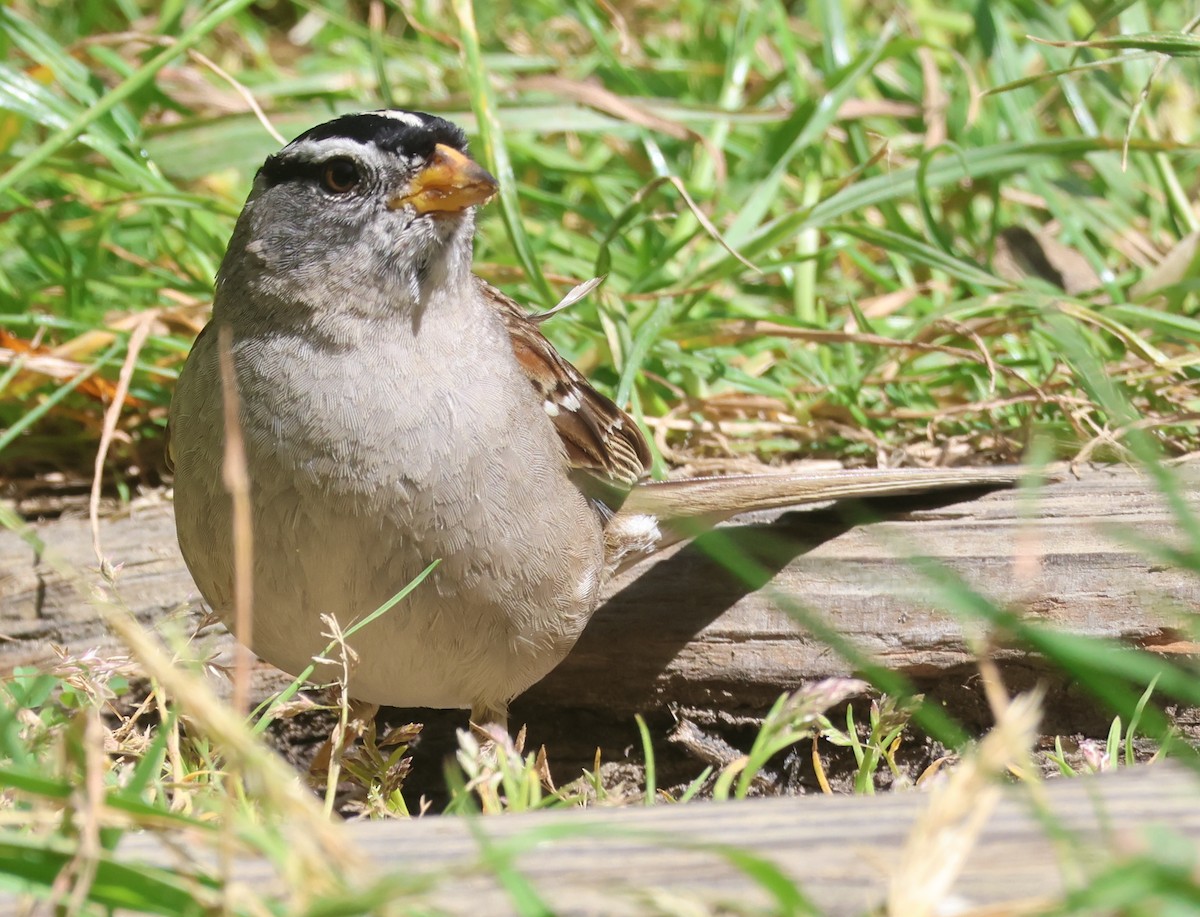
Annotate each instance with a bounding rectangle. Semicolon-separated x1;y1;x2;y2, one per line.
216;325;254;718
88;311;155;572
78;32;284;143
886;691;1043;917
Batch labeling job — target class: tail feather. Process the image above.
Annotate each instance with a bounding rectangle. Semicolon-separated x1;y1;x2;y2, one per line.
605;466;1035;574
620;466;1030;519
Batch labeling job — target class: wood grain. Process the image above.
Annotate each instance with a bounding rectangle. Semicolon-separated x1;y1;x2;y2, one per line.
531;463;1200;726
100;763;1200;915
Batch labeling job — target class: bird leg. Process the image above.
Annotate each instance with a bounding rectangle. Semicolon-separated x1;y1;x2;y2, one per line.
308;698;379;778
469;700;510;744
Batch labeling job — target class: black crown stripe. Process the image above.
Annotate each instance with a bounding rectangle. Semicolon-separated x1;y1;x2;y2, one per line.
258;111;470;188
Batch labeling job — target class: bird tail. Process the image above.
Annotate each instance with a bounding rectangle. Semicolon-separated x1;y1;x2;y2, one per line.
620;466;1031;518
605;465;1036;573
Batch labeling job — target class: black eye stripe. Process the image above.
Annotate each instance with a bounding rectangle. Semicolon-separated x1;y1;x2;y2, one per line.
259;155;362;191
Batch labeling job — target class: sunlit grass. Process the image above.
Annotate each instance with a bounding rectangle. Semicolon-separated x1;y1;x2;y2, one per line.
2;0;1198;479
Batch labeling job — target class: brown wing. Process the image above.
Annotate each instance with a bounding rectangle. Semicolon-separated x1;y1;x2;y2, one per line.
478;278;651;495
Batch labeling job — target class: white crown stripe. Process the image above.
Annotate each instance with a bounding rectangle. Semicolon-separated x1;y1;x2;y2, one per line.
369;110;429;127
281;139;396;167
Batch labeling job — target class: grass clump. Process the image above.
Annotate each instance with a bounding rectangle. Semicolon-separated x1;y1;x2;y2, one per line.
1;0;1198;480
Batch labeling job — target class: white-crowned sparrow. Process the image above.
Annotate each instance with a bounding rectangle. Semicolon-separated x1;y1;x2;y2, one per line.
169;110;1022;727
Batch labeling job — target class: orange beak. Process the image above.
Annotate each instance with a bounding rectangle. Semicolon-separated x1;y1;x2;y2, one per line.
387;144;498;214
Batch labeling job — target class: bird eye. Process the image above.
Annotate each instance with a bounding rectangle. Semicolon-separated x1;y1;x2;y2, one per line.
321;158;360;193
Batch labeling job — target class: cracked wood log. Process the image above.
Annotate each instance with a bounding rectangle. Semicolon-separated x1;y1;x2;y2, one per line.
1;464;1197;740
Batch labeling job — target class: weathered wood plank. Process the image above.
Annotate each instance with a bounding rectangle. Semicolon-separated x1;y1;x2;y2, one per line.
537;462;1199;716
1;464;1197;723
103;763;1200;915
